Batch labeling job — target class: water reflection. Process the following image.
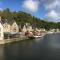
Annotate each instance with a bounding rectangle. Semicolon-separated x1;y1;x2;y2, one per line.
0;45;5;60
0;33;60;60
43;34;60;48
4;40;37;60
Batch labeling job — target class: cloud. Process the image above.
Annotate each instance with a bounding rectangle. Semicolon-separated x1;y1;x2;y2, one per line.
0;8;3;11
47;10;58;18
45;0;59;10
45;10;60;22
41;0;60;22
22;0;60;22
22;0;40;12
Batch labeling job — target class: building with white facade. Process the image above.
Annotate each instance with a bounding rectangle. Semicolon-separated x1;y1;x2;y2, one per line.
0;17;4;40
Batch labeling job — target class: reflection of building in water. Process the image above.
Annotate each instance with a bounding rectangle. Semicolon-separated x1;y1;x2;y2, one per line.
0;46;5;60
4;40;33;59
4;44;20;59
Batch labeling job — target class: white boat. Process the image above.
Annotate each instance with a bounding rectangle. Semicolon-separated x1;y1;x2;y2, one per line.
47;31;54;34
33;35;43;38
33;34;45;38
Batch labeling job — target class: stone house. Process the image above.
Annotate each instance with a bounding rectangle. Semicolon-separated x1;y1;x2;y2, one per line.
22;23;33;32
10;20;19;33
0;17;19;34
0;17;4;40
22;25;27;32
2;19;11;33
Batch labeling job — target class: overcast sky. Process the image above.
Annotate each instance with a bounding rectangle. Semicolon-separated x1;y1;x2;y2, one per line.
0;0;60;22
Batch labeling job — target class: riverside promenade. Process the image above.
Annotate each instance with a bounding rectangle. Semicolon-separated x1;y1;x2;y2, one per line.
0;31;47;44
0;36;29;44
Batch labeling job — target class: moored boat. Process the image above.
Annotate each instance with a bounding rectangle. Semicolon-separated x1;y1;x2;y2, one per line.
33;31;45;38
25;30;45;39
33;35;44;38
28;36;35;39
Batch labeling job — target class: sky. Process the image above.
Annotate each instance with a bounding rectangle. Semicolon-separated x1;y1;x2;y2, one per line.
0;0;60;22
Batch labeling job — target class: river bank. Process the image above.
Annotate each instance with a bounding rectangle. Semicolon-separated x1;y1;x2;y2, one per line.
46;31;60;34
0;31;60;45
1;32;60;60
0;36;29;44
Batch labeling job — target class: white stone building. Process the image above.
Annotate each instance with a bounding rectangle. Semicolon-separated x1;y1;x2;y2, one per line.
10;21;19;33
22;25;27;32
0;17;4;40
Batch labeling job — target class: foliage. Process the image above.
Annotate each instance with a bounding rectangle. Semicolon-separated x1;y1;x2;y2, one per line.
0;8;60;30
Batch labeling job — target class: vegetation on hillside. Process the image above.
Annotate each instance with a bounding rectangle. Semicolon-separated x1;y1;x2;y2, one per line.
0;8;60;30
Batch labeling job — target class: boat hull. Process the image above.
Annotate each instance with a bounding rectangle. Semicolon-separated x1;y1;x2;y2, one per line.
33;36;43;38
28;36;35;39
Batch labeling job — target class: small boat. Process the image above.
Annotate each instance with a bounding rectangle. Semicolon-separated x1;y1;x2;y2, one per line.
25;31;45;39
33;35;43;38
28;36;35;39
47;31;54;34
33;31;45;38
33;34;45;38
28;34;45;39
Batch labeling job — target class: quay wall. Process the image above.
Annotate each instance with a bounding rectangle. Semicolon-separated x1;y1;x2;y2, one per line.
0;36;28;44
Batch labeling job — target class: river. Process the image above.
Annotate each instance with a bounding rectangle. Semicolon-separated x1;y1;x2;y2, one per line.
0;33;60;60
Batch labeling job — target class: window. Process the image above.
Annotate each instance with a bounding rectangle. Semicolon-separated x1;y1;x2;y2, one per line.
13;29;16;32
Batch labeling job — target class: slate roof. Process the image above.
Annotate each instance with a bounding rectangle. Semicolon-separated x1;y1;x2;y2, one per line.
1;18;16;25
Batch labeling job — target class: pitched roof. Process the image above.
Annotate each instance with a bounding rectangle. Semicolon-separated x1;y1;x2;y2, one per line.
8;20;15;25
0;16;17;26
1;19;16;25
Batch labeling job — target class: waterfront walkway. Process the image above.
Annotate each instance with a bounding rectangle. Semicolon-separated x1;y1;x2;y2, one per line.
0;36;28;44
